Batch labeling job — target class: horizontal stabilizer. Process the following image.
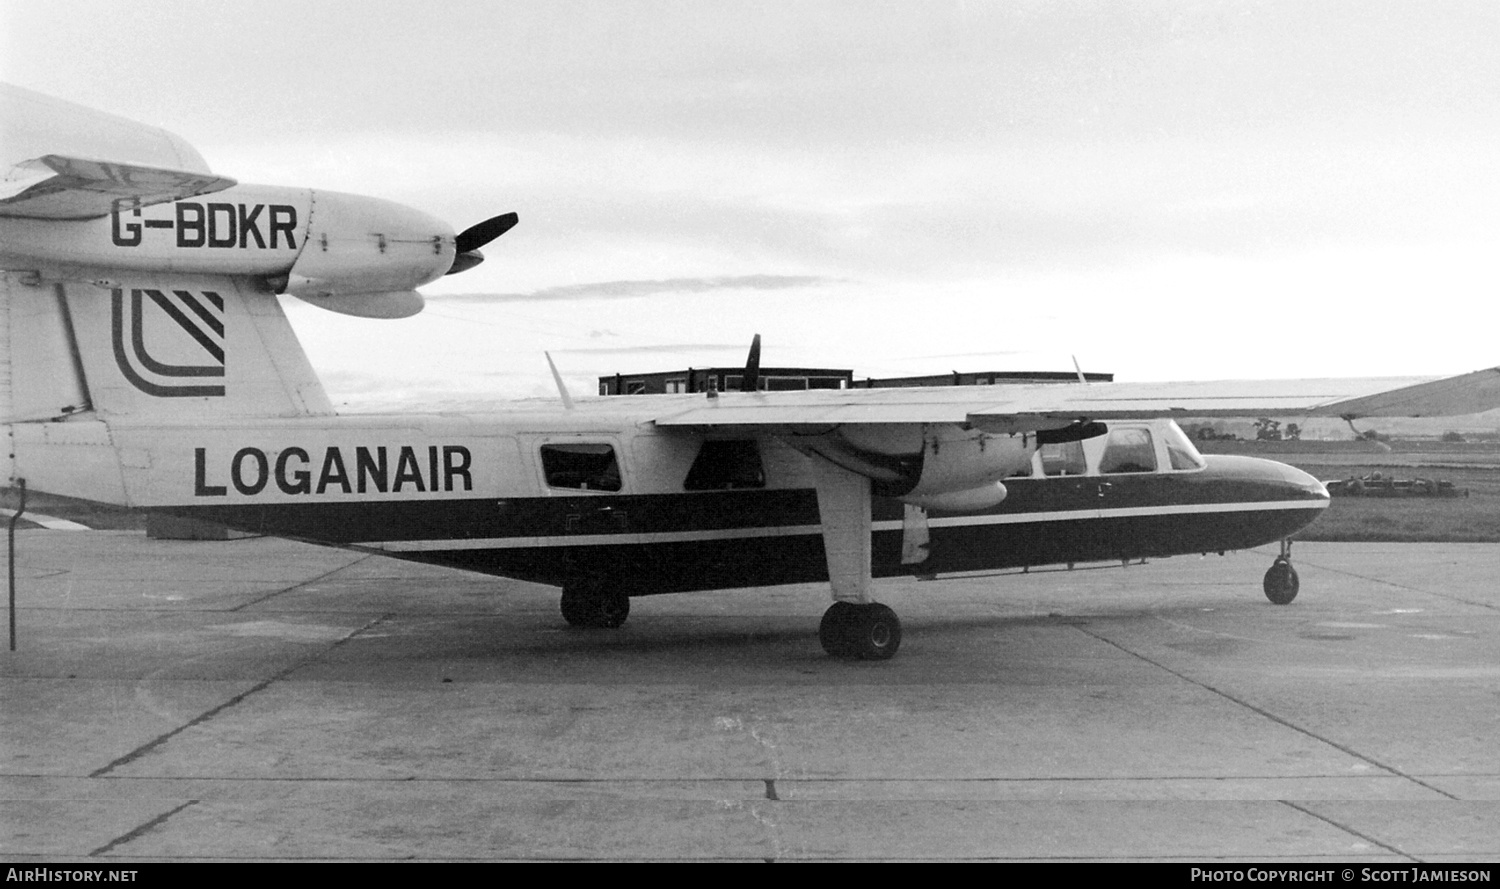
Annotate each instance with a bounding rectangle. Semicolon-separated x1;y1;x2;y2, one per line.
0;154;236;220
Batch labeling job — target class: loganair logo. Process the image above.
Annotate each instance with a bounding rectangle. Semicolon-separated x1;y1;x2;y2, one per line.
111;288;226;397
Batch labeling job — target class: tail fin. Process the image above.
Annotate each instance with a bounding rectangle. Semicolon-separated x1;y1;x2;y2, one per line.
3;270;331;502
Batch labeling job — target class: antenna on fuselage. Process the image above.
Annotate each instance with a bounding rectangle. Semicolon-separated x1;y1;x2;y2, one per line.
1071;355;1089;385
545;352;576;411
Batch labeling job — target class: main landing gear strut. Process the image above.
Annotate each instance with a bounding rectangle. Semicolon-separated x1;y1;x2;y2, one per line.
1263;537;1299;605
807;457;904;660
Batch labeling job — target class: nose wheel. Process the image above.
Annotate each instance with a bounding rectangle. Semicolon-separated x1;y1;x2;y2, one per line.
819;602;902;659
1263;539;1300;605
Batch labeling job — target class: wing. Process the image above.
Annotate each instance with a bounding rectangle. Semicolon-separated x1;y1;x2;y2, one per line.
652;368;1500;434
0;154;236;220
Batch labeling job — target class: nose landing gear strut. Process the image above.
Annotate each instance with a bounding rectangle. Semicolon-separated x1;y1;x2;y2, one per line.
1263;538;1299;605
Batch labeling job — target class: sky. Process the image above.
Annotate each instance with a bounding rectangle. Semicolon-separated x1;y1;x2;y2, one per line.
4;1;1499;407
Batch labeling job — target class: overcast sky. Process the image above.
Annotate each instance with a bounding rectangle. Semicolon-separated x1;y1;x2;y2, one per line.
4;1;1498;405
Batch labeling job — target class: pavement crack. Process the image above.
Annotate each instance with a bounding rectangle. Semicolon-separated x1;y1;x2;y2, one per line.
88;799;198;857
1279;801;1421;862
229;553;376;611
1070;623;1461;800
89;613;393;778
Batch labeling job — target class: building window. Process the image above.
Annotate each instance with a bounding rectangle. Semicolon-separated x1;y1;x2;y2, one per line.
765;376;809;391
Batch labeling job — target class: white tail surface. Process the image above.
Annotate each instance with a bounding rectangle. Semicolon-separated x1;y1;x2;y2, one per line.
4;270;334;501
49;274;331;422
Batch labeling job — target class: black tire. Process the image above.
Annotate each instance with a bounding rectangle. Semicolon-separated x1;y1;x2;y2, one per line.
818;601;861;658
560;586;590;626
1263;560;1299;605
819;602;902;660
591;590;630;628
851;603;902;660
560;582;630;628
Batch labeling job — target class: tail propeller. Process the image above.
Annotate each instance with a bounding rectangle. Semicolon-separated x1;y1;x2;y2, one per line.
447;211;518;275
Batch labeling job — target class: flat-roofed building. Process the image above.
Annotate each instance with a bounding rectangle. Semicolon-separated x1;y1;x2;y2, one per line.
599;367;853;395
860;370;1113;387
599;367;1112;395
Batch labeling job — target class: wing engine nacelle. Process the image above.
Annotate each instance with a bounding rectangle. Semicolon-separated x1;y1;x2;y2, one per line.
791;423;1030;506
268;191;456;316
899;482;1009;513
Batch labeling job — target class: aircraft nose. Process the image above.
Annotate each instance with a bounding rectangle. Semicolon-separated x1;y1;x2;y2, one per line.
1277;463;1331;501
1201;455;1330;504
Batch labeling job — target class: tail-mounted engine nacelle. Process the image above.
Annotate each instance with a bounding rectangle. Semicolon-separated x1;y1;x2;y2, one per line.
268;190;456;318
792;423;1033;510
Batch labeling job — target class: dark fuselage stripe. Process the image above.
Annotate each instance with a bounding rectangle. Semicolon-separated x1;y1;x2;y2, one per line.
366;498;1324;552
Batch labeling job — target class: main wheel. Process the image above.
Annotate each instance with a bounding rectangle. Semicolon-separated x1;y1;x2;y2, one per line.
819;601;861;658
819;602;902;660
560;583;631;628
1263;559;1299;605
850;603;902;660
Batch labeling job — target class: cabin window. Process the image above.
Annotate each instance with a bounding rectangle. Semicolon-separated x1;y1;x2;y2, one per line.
625;380;647;395
541;443;622;491
684;440;766;490
1039;440;1087;476
1162;422;1207;471
665;379;687;394
1100;428;1157;474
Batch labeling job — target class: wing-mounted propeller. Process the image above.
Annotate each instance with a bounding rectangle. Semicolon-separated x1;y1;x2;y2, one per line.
447;211;518;275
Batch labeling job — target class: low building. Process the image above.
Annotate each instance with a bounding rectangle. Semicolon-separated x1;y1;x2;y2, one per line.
599;367;853;395
860;370;1113;387
600;367;1113;395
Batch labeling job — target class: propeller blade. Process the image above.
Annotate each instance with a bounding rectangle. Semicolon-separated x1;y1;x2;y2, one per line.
445;249;484;276
455;212;518;254
740;334;762;392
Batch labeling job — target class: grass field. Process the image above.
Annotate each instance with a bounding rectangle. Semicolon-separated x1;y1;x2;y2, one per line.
1202;439;1500;543
1291;463;1500;542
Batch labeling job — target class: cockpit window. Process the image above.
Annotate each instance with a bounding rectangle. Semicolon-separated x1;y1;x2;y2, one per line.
684;440;766;490
1039;440;1087;476
541;443;622;491
1099;428;1157;474
1161;422;1206;471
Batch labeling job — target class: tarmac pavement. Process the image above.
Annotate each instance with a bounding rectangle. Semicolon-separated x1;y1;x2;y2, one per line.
2;531;1498;861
